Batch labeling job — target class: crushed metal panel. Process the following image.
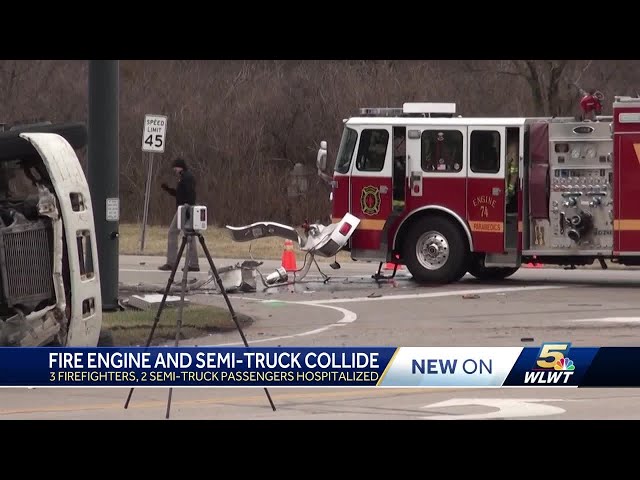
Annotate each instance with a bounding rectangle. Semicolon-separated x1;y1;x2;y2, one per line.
215;261;258;293
240;267;258;291
0;184;68;346
217;265;243;292
226;221;301;245
36;185;66;319
19;132;102;347
306;213;361;257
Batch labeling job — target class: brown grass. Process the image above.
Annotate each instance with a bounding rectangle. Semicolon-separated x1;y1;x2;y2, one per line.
102;304;253;346
119;223;352;263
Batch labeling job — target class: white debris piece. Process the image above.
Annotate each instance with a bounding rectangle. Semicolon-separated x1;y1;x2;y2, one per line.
128;294;189;310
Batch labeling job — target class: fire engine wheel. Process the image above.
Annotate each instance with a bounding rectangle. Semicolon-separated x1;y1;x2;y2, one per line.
404;216;469;284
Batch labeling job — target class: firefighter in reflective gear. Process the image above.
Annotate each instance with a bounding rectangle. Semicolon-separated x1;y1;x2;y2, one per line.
506;141;518;212
580;89;603;121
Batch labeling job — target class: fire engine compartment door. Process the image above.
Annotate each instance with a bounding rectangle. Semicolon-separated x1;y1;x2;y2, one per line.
466;126;507;253
348;126;393;257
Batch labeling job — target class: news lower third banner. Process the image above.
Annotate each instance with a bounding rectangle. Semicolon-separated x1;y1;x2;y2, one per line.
2;344;640;388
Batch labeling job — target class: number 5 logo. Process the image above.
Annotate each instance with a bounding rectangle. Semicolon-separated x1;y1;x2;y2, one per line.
536;343;571;369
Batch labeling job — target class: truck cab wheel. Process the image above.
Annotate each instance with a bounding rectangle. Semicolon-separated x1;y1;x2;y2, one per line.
403;216;469;284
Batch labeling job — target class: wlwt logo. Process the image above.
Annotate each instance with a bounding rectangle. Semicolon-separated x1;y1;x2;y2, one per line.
524;343;576;385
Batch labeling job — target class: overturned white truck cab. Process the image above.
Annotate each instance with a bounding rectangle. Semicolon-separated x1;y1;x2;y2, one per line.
0;122;101;346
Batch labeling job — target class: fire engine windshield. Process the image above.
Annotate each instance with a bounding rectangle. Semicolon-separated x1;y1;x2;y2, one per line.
334;127;358;174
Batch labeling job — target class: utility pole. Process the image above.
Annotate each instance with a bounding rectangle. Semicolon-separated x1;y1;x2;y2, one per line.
87;60;120;311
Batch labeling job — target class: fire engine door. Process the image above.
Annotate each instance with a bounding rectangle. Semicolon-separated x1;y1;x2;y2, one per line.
349;126;393;255
466;126;507;253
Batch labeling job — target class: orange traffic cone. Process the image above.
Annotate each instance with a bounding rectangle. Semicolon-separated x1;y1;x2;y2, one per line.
281;239;298;272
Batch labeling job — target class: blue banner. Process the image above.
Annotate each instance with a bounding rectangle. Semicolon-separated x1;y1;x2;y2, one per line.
2;344;640;388
0;347;396;387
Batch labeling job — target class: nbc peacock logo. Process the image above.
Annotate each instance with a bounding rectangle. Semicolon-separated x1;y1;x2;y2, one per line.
554;357;575;371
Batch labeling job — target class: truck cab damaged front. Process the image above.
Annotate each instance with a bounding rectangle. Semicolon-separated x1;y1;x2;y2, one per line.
0;124;101;347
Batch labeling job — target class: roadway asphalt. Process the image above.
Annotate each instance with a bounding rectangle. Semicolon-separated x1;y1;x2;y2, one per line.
2;254;640;420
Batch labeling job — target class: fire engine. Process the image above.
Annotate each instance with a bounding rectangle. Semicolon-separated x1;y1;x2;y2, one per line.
324;92;640;284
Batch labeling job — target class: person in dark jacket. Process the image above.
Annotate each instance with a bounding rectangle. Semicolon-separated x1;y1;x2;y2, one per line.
158;157;200;271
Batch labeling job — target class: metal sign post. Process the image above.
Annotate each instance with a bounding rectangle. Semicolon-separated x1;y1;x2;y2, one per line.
140;153;154;251
139;114;167;252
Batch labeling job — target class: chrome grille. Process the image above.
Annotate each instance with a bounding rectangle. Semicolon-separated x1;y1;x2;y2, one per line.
0;220;54;307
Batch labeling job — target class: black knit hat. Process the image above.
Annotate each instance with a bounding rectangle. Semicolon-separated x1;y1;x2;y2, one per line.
172;157;187;169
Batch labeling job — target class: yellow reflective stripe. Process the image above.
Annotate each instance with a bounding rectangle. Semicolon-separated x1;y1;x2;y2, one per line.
614;220;640;231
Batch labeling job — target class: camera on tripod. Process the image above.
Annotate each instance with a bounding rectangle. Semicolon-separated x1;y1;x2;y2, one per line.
125;198;276;418
177;204;208;232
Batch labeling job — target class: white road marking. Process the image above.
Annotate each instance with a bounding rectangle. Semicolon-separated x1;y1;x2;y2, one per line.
573;317;640;324
297;285;566;305
420;398;567;420
213;286;565;347
207;304;357;347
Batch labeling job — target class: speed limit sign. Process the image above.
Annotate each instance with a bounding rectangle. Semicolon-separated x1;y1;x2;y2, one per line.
142;114;167;153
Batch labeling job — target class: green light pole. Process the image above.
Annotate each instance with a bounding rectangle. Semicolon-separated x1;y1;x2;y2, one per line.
87;60;120;311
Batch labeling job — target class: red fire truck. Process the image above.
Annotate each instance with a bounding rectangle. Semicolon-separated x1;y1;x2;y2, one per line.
328;93;640;284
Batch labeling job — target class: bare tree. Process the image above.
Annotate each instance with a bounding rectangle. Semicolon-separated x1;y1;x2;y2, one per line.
464;60;594;116
4;59;640;227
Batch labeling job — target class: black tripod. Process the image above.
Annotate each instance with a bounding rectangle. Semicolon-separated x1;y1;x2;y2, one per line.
123;228;277;418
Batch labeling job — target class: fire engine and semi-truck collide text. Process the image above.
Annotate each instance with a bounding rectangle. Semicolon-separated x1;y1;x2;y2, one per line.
48;351;382;384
